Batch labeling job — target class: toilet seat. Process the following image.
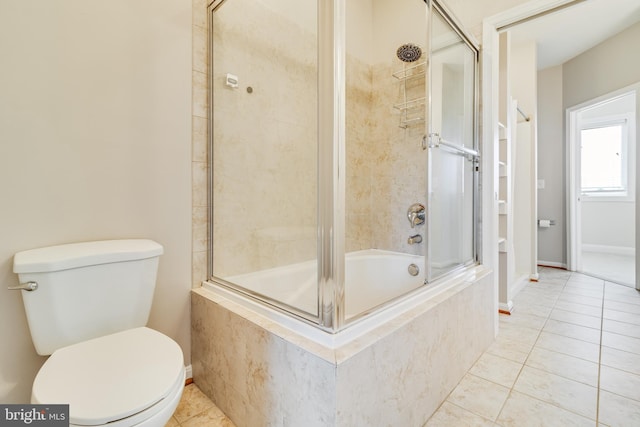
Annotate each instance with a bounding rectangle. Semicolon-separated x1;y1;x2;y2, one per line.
32;327;184;426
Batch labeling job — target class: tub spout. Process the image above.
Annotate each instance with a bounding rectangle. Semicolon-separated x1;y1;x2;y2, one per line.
407;234;422;245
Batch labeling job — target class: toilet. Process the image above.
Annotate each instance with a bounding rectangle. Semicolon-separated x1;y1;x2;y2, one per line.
13;239;185;427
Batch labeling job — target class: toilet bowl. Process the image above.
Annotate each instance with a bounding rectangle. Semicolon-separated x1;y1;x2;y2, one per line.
32;327;185;427
12;240;184;427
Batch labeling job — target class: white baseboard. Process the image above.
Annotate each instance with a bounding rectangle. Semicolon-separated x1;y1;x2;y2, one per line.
538;260;567;269
582;244;635;256
185;364;193;382
499;301;513;314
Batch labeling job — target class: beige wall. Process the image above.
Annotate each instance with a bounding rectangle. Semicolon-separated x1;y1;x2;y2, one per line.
563;22;640;109
0;1;193;403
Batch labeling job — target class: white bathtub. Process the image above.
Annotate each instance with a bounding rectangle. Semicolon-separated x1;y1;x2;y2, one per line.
225;249;425;319
205;249;489;350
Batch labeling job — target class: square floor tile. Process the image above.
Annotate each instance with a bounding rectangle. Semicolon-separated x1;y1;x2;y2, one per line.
425;402;494;427
542;319;601;344
567;274;605;285
603;289;640;307
535;331;600;363
557;293;603;308
446;373;510;421
525;347;599;387
182;406;234;427
603;309;640;326
601;331;640;354
549;308;602;329
562;286;603;300
598;390;640;427
602;318;640;339
604;283;640;300
599;365;640;402
500;312;547;330
468;352;523;388
497;322;541;347
513;302;554;318
513;366;597;420
600;346;640;376
604;300;640;315
173;384;218;423
497;390;594;427
554;300;603;317
485;336;532;364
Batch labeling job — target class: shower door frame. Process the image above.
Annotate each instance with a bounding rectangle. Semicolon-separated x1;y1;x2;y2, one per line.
206;0;344;332
207;0;482;333
424;0;481;284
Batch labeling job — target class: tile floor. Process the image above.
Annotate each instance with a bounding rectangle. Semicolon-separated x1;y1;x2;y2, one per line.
427;267;640;427
164;383;235;427
171;267;640;427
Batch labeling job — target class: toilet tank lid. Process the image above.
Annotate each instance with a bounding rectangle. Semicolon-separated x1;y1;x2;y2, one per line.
13;239;163;274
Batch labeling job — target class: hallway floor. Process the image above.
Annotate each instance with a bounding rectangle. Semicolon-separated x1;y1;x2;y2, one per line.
169;267;640;426
580;251;635;288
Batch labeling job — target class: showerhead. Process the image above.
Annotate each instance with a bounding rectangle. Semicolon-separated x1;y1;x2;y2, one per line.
396;43;423;63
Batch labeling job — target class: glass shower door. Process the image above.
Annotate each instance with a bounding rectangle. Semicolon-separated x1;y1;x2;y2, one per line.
426;2;479;281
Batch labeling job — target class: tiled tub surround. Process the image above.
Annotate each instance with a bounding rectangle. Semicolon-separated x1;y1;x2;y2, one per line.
191;267;494;427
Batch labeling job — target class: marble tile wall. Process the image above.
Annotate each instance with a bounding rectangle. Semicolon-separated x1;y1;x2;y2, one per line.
201;1;432;278
191;289;337;426
210;1;318;277
191;270;494;427
192;0;209;288
345;56;426;256
368;60;428;255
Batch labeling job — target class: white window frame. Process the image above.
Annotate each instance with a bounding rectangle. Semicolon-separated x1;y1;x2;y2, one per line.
578;113;635;202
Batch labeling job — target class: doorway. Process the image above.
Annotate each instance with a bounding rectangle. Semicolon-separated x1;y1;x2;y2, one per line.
568;87;638;287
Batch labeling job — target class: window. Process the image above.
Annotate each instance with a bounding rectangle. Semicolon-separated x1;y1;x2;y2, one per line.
580;116;634;200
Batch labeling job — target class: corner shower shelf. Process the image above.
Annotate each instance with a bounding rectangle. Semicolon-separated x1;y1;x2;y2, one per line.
392;61;427;80
398;118;425;129
394;62;426;129
393;97;426;112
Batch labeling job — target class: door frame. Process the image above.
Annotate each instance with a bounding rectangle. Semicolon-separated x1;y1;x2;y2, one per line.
566;83;639;286
484;1;640;295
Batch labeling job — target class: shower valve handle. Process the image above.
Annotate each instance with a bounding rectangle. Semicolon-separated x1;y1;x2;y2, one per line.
407;203;425;228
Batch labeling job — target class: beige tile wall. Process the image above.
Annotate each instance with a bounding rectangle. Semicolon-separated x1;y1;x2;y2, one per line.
200;3;429;280
191;268;494;426
192;0;209;287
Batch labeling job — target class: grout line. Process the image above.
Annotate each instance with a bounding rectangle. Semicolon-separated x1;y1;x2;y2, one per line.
595;277;606;425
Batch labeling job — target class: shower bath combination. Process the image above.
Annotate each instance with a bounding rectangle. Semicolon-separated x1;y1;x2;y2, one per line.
197;0;488;425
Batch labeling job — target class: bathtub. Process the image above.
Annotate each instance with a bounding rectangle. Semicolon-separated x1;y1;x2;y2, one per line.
225;249;425;320
192;256;494;426
202;249;488;349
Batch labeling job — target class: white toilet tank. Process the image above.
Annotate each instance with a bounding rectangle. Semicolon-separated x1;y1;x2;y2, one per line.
13;239;163;356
